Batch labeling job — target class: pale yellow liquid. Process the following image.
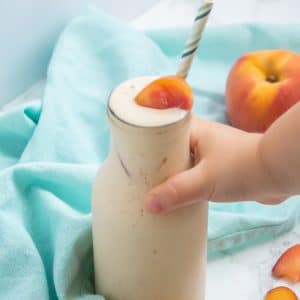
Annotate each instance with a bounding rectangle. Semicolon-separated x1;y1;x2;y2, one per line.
93;76;207;300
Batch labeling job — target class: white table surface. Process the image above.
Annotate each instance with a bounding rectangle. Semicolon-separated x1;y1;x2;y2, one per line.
4;1;300;299
132;1;300;299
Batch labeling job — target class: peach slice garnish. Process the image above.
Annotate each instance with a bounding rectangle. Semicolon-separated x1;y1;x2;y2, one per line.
135;76;193;110
273;244;300;282
264;286;298;300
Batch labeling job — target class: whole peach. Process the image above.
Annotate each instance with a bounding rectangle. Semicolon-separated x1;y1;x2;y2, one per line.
226;50;300;132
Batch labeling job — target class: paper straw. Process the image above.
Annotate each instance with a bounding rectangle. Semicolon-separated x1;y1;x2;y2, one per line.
177;0;214;79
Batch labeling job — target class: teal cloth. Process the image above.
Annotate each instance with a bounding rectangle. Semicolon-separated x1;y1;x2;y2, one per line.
1;8;300;299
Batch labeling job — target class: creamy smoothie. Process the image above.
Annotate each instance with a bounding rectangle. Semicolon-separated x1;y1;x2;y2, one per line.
109;76;187;127
92;76;208;300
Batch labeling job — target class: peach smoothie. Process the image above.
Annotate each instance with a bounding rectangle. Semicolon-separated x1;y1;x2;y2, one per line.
92;76;208;300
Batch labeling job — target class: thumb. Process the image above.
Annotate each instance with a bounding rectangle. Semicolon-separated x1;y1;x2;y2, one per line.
145;164;212;214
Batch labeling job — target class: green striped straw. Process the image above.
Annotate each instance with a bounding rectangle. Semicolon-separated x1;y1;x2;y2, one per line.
177;0;214;79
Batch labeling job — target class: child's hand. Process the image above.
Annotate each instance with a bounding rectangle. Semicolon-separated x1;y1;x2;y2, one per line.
145;116;287;214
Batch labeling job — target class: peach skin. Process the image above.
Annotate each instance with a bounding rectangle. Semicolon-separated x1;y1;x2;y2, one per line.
264;286;298;300
273;244;300;282
135;76;193;110
226;50;300;132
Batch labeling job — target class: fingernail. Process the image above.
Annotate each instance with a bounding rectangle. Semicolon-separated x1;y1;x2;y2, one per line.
145;195;163;214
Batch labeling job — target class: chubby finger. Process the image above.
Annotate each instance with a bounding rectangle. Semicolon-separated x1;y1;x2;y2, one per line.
145;164;213;214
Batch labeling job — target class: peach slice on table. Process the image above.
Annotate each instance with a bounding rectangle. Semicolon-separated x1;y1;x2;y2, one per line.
135;76;193;110
264;286;298;300
273;244;300;282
